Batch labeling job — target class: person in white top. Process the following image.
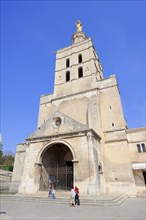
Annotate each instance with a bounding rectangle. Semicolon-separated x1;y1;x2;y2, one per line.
70;186;76;207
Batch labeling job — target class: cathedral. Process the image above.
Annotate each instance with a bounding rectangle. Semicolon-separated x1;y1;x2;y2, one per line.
11;21;146;196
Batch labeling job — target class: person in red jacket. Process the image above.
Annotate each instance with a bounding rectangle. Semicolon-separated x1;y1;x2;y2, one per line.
74;186;80;205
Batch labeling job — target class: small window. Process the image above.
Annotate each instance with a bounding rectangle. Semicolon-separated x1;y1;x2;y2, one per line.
66;71;70;82
137;144;141;153
112;123;114;127
141;143;146;152
78;67;83;78
78;54;82;63
66;59;70;68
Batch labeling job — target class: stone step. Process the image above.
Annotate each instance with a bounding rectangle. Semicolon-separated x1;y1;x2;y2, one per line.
0;194;128;206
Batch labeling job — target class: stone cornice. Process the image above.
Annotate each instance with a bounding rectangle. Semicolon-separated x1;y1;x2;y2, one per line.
16;150;26;153
104;138;128;144
128;140;146;144
55;45;93;61
103;126;127;133
127;127;146;134
56;38;92;54
26;128;101;143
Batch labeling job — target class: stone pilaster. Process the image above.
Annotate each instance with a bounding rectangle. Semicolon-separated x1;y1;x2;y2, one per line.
87;131;99;195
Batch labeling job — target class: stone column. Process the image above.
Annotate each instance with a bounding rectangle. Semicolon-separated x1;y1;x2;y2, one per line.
87;131;99;195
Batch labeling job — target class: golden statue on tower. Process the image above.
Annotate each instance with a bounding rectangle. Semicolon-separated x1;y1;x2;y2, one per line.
76;20;82;32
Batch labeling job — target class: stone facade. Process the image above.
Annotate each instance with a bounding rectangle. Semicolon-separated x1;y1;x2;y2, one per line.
10;21;146;196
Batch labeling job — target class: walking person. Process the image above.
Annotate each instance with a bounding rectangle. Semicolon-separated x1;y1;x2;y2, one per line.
48;183;53;197
75;186;80;205
70;186;75;207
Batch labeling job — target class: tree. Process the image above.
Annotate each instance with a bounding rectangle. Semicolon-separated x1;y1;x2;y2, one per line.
0;146;3;164
0;148;15;171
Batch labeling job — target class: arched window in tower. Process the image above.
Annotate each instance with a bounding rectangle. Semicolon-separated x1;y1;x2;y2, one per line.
137;144;141;153
66;58;70;68
66;71;70;82
78;54;82;63
141;143;146;152
78;67;83;78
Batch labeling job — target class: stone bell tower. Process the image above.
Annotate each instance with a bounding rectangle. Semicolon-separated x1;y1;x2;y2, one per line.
54;20;103;98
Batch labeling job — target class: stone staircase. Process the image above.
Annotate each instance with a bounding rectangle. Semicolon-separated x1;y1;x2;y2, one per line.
0;193;128;206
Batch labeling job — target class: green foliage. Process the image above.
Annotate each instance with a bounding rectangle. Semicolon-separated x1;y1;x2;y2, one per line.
0;148;3;164
0;148;14;171
0;165;13;171
2;154;14;166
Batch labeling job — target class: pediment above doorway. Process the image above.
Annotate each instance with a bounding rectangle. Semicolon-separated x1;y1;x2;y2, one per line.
27;111;89;140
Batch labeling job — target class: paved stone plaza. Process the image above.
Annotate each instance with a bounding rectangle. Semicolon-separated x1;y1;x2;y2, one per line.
0;197;146;220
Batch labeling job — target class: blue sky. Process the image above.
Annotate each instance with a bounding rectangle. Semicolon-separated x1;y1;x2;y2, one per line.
1;0;145;154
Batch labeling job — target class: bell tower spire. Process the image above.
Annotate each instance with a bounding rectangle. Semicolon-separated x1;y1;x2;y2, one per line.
72;20;87;44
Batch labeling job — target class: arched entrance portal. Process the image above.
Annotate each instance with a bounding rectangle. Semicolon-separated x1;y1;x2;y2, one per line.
40;143;74;191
